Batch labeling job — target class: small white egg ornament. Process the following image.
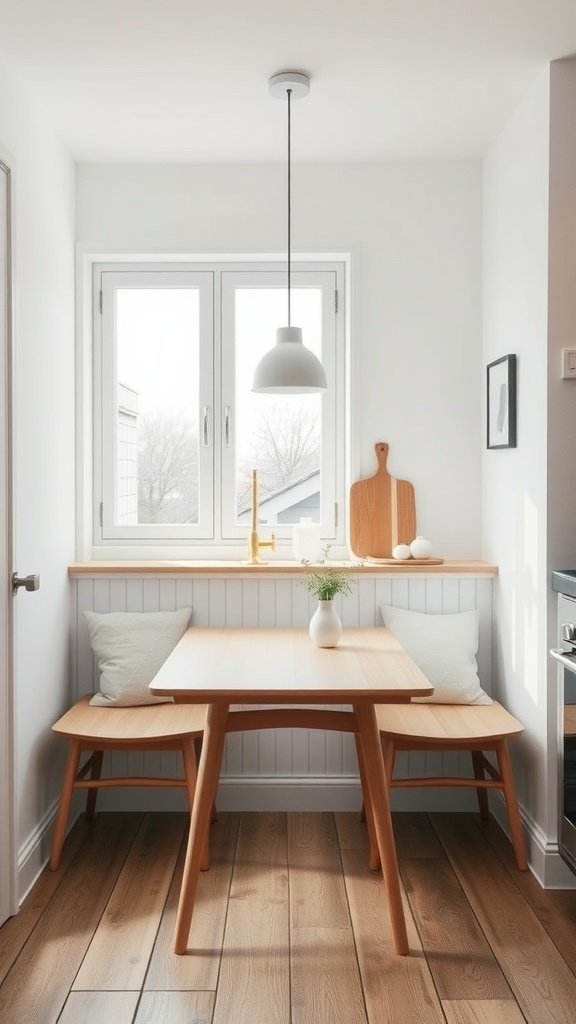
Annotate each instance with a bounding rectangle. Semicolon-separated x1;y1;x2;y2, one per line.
410;536;433;559
392;544;412;560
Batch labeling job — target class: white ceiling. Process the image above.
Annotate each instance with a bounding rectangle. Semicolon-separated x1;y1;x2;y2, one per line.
2;0;576;163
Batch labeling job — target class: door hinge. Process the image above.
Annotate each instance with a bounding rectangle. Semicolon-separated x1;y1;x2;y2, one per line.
334;502;338;528
99;502;103;527
335;289;338;314
99;290;103;314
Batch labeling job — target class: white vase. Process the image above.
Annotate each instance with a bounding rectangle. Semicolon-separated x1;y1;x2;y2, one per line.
409;536;433;559
293;517;323;563
309;600;342;648
392;544;412;560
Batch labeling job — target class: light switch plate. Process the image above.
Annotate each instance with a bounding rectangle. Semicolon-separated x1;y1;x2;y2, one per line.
562;349;576;379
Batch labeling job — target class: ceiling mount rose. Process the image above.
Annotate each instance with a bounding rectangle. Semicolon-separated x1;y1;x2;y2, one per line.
268;71;311;100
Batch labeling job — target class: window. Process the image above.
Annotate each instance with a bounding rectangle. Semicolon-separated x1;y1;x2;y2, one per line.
93;259;346;555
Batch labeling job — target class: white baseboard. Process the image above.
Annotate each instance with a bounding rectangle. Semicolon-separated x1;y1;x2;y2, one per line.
17;791;87;905
92;776;365;813
17;797;60;904
216;776;364;811
217;776;482;813
490;793;576;888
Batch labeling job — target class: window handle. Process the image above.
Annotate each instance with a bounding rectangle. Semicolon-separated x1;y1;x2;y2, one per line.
225;406;231;447
202;406;211;447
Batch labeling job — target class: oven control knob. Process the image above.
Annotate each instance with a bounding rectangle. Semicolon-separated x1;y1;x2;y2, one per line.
562;623;576;642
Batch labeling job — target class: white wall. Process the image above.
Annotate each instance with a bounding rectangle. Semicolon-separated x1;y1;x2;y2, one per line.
76;161;483;560
482;66;576;884
0;60;76;898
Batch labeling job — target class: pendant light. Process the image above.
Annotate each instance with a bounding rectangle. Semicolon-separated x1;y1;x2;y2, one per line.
252;71;328;394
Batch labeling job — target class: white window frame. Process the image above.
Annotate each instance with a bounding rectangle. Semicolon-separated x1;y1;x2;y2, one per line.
96;268;214;541
220;268;340;542
88;255;347;558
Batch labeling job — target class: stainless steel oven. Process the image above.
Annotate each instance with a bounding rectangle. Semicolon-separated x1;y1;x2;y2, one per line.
551;572;576;875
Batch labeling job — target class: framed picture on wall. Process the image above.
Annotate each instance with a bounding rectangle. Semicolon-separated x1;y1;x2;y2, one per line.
487;354;517;449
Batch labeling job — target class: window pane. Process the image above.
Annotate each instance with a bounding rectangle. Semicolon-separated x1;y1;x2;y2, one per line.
235;288;322;526
115;289;199;525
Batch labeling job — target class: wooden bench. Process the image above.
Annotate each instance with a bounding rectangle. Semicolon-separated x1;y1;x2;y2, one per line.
363;700;528;872
49;696;209;870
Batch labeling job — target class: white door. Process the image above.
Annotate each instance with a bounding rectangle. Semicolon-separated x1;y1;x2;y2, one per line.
0;158;15;926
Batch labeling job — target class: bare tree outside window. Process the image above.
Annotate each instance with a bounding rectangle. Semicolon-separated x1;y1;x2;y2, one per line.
236;402;320;512
137;411;199;524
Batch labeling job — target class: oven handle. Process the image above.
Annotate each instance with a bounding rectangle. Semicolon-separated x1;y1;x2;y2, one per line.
550;648;576;673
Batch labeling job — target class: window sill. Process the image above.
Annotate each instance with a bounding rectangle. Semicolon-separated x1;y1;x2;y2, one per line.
68;559;498;577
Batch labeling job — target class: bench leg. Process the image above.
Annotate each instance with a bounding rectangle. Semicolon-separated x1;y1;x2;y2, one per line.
471;750;490;820
86;750;104;820
496;739;528;871
50;739;82;871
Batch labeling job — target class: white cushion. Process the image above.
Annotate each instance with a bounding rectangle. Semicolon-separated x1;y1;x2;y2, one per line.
86;608;192;707
380;605;491;705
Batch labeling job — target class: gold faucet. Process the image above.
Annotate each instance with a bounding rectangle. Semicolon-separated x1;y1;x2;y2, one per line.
244;469;276;565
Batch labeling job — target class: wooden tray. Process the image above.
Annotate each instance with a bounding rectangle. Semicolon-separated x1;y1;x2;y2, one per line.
365;557;444;566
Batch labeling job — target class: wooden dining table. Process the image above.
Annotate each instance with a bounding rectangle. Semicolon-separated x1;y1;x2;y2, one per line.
149;626;434;956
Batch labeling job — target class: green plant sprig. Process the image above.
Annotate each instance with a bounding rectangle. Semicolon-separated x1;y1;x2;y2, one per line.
300;546;360;601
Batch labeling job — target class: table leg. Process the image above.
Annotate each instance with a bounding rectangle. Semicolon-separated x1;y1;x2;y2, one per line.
174;702;229;955
354;703;409;955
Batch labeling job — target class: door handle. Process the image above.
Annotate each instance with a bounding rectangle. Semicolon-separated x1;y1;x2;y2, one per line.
12;572;40;596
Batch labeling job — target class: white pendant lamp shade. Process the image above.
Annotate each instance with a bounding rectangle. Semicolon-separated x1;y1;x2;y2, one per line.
252;72;327;395
252;326;328;394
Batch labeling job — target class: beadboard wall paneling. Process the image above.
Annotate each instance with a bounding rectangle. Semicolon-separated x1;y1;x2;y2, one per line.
71;573;493;811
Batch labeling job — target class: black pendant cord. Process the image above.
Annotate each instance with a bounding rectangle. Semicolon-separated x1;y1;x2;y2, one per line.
287;87;292;327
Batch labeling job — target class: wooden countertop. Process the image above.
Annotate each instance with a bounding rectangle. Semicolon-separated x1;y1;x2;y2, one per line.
68;559;497;577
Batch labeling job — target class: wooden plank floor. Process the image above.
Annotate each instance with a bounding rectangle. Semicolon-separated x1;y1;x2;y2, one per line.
2;810;576;1024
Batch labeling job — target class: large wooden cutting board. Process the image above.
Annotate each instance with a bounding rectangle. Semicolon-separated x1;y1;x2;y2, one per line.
349;442;417;559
